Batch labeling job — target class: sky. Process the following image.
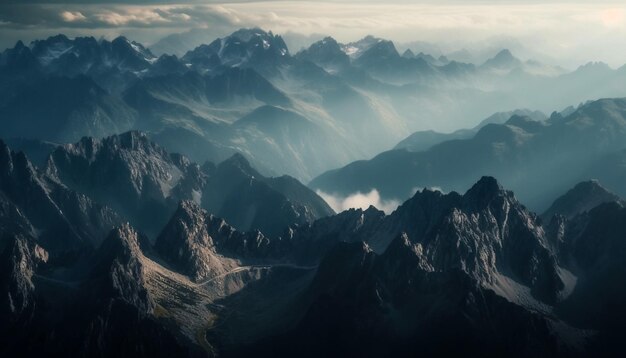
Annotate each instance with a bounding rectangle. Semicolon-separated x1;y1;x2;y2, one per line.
2;1;626;68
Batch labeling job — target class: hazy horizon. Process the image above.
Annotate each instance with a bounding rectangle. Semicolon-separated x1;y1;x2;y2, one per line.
2;1;626;68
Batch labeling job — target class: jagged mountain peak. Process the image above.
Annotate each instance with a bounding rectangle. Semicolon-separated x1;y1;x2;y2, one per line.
101;130;156;152
295;36;349;71
182;27;289;72
483;48;522;69
155;200;236;281
360;39;399;58
381;232;432;271
52;131;169;168
495;48;514;59
463;175;506;205
373;176;562;303
91;223;154;313
205;151;335;236
401;49;415;59
320;36;340;45
341;35;389;59
0;139;40;183
576;61;611;72
45;131;200;237
0;139;13;171
543;179;623;220
13;40;26;49
0;234;48;318
217;152;258;177
111;35;156;57
229;28;274;42
96;223;144;263
504;114;546;132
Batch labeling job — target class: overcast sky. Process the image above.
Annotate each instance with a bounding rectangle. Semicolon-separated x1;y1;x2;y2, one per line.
1;1;626;68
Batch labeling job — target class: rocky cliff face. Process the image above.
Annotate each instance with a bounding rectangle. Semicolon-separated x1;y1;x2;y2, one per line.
234;237;563;358
46;132;333;239
90;223;154;313
0;164;624;357
0;139;120;256
295;177;563;303
556;203;626;329
0;234;48;321
156;200;292;281
46;131;206;237
155;201;238;281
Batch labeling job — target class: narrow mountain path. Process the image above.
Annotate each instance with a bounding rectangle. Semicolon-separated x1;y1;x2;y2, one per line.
190;264;318;287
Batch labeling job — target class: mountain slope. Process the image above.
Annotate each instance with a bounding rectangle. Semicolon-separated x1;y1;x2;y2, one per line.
0;76;137;143
394;109;547;152
235;239;562;358
203;153;334;237
542;180;624;220
311;98;626;211
1;174;625;356
45;132;333;238
0;139;120;255
45;131;203;237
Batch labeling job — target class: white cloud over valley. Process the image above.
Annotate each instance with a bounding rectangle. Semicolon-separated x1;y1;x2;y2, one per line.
317;189;401;214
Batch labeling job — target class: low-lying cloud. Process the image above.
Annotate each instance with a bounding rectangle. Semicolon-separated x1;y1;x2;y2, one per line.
316;189;401;214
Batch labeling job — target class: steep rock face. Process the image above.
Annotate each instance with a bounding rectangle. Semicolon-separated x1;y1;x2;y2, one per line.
406;177;562;304
11;34;158;92
89;224;154;313
0;40;40;74
156;201;291;280
542;179;624;220
182;28;290;76
46;132;333;239
74;224;192;358
0;235;48;321
237;238;562;358
298;177;563;303
0;140;120;254
557;203;626;330
46;131;204;236
28;35;156;74
155;201;237;281
295;37;350;72
347;37;436;84
0;234;49;356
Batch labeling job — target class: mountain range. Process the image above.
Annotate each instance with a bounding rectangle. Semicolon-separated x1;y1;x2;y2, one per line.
5;29;626;182
2;142;625;356
311;97;626;212
2;27;626;357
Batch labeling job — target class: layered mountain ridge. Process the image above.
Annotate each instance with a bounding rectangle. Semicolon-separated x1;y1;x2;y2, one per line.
44;131;333;238
312;97;626;212
1;132;625;356
5;29;626;182
2;27;626;358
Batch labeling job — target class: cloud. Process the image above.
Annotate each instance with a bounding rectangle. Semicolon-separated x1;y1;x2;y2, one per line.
317;189;401;214
0;4;240;29
60;11;86;22
1;2;626;66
